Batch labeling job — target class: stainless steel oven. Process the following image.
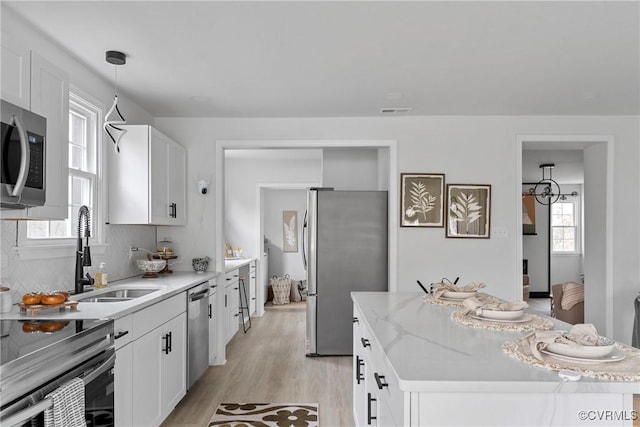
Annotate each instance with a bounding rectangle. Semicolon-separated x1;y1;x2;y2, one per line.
1;99;47;208
0;319;115;427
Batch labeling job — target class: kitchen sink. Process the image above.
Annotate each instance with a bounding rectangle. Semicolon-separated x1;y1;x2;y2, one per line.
73;285;164;303
77;296;135;303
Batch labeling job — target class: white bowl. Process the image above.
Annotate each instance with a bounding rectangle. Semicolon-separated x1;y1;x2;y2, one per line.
480;309;524;320
546;336;615;359
136;259;166;273
441;291;477;299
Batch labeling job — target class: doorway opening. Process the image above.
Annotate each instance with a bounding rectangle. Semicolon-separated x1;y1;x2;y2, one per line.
517;135;614;337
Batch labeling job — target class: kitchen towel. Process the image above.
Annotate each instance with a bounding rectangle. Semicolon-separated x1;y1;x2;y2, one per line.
43;378;87;427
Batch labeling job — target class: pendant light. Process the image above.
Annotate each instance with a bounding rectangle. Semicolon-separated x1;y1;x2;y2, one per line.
525;163;579;205
104;50;127;153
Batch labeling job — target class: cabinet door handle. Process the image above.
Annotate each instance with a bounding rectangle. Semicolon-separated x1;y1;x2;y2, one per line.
356;355;365;384
209;303;212;319
374;373;388;389
162;333;170;354
361;337;371;348
169;203;177;218
225;295;227;307
168;331;173;353
114;330;129;340
367;392;377;425
353;317;359;324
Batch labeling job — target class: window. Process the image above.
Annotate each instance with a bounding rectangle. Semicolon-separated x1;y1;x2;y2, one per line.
551;201;579;253
27;92;100;241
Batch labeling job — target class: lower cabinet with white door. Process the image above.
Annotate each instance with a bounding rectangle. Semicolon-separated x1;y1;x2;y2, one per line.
223;270;240;344
208;278;218;365
114;292;187;427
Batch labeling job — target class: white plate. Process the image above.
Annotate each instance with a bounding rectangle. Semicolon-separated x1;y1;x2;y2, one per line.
441;291;477;299
469;313;533;323
480;309;524;320
541;347;625;363
546;336;615;358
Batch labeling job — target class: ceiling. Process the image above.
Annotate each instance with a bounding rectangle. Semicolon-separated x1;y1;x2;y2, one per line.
522;149;583;184
5;1;639;118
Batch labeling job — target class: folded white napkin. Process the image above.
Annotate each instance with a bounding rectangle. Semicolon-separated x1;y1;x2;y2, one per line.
461;296;528;316
524;323;602;360
433;282;485;298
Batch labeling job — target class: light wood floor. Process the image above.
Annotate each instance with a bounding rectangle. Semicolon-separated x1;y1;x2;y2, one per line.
161;302;353;427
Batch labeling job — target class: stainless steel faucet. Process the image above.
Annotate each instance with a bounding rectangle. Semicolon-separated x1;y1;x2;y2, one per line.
75;205;93;294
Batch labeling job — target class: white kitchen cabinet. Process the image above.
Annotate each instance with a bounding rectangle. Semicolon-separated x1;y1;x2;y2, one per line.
160;313;187;413
108;125;186;225
249;261;257;315
115;342;133;427
0;47;69;221
26;52;69;220
223;269;240;344
114;315;133;427
0;36;30;108
208;279;218;365
131;293;187;427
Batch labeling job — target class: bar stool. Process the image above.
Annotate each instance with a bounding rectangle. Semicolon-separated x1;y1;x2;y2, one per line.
238;276;251;332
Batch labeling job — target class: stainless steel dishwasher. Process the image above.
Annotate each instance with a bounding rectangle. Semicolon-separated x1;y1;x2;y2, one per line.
187;282;210;389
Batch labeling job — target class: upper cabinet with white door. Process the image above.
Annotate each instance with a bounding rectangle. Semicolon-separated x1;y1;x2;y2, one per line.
1;37;69;220
108;125;187;225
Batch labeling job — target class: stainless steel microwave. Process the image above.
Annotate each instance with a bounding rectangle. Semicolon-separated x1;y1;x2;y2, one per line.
1;99;46;208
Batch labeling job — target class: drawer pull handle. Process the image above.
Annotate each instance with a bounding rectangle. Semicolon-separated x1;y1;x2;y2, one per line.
374;373;388;389
361;338;371;348
353;317;359;324
162;333;170;354
367;392;377;425
356;355;365;384
114;330;129;340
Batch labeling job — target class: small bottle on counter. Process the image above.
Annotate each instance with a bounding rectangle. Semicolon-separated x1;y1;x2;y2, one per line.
95;262;108;288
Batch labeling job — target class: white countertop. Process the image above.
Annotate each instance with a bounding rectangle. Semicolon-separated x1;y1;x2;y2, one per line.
0;271;220;321
224;258;255;272
352;292;639;394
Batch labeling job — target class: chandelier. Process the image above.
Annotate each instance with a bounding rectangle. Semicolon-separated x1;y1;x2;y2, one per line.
525;163;578;205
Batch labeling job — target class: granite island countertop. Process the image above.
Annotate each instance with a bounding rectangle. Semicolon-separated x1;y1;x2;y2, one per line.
351;291;640;395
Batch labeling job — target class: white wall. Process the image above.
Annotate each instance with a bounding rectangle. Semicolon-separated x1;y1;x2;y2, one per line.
156;114;639;343
224;155;322;260
322;148;379;190
0;6;157;301
264;189;307;280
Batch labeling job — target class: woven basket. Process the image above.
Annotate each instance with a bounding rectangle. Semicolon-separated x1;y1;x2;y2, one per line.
271;274;292;305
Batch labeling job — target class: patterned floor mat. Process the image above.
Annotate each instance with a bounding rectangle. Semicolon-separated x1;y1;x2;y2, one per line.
208;403;319;427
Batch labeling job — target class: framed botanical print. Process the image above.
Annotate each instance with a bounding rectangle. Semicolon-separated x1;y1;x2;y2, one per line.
282;210;298;252
446;184;491;238
400;173;445;227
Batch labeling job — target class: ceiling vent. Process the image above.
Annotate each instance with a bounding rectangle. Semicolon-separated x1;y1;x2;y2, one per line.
380;107;412;114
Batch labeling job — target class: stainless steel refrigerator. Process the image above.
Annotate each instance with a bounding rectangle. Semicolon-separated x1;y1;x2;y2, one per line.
303;188;388;356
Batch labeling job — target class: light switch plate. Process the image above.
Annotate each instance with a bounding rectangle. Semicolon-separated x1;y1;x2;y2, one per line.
492;226;508;238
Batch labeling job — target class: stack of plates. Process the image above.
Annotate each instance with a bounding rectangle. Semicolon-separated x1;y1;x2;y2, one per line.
440;291;477;300
470;309;532;323
542;335;624;362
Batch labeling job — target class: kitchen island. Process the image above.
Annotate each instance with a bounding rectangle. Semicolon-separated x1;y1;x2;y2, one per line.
352;292;640;427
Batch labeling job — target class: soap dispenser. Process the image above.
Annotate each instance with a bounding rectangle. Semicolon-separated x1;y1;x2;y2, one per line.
95;262;108;288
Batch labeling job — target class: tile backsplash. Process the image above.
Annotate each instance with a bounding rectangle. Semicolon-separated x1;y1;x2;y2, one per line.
0;221;156;303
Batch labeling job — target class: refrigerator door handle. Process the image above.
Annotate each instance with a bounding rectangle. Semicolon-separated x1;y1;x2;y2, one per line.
302;209;308;270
